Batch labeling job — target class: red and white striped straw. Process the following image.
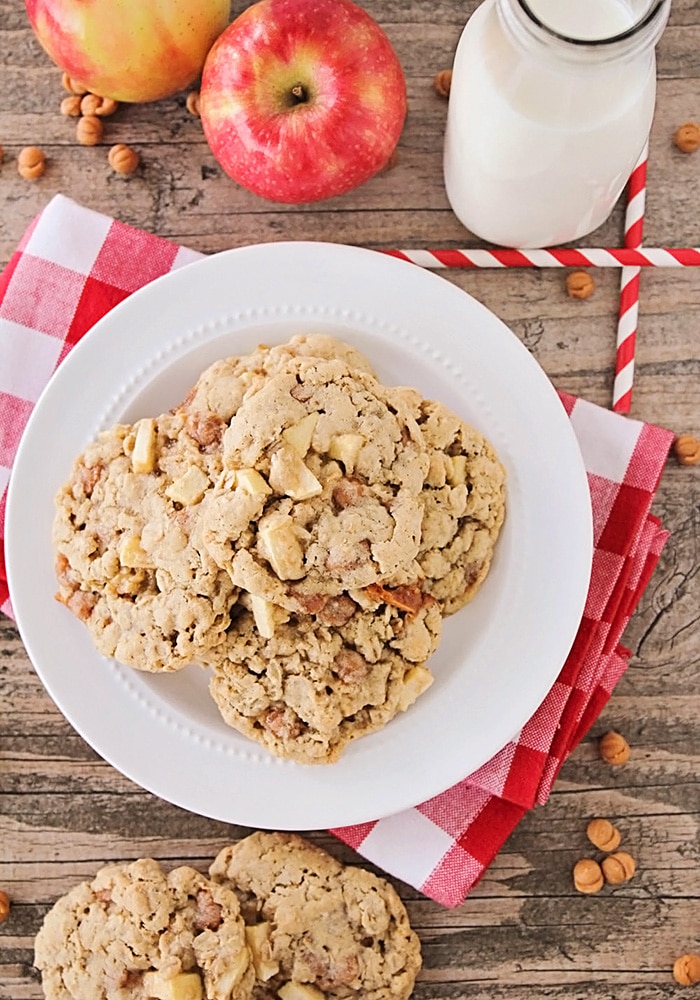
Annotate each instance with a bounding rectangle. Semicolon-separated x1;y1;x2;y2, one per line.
380;247;700;267
613;145;648;413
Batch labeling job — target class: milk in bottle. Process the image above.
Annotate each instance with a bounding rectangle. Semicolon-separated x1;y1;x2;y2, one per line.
443;0;671;248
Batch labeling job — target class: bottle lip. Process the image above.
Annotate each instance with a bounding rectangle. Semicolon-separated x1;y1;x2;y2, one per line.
516;0;669;47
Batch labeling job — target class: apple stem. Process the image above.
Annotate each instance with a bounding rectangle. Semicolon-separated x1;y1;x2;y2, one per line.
290;84;307;104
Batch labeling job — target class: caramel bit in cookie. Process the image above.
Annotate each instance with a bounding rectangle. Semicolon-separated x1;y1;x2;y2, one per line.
333;648;371;684
674;121;700;153
332;477;365;509
433;69;452;98
317;594;357;627
17;146;46;179
673;433;700;466
60;94;82;117
76;114;104;145
194;889;223;931
186;411;225;449
673;954;700;986
586;818;621;853
0;891;9;922
75;461;103;497
366;582;425;616
566;270;596;300
108;143;140;174
573;858;604;894
186;90;201;116
264;705;303;740
601;850;636;885
61;71;89;95
598;729;631;765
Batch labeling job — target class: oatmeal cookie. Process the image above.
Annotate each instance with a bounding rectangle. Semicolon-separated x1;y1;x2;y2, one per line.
34;858;253;1000
414;399;506;614
210;832;421;1000
205;584;440;764
200;356;430;610
52;409;236;672
179;334;376;424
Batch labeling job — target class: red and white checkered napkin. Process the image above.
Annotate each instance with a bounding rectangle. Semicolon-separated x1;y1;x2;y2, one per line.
0;195;675;907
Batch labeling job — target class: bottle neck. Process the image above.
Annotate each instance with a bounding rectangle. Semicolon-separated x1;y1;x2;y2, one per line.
495;0;671;64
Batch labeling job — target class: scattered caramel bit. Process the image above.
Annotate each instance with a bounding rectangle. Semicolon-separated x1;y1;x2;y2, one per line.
598;729;630;765
0;890;9;922
186;90;201;116
108;143;140;174
601;850;636;884
81;93;119;117
61;72;89;95
586;818;621;853
573;858;604;894
60;94;82;117
17;146;46;179
673;954;700;986
566;270;596;300
76;114;103;145
673;433;700;466
674;122;700;153
433;69;452;98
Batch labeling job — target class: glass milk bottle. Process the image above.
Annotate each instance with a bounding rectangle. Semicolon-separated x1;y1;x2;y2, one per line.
443;0;671;248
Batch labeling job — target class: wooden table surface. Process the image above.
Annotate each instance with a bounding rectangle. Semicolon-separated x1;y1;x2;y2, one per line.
1;0;699;997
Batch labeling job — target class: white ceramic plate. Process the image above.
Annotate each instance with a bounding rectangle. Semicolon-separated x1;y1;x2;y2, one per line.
6;241;592;831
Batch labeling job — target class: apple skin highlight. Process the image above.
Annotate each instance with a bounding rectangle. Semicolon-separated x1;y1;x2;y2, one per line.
199;0;408;204
25;0;231;103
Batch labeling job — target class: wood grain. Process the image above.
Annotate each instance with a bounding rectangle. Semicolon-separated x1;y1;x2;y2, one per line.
1;0;699;997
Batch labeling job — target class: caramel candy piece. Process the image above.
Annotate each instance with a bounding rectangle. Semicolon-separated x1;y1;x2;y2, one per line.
566;270;595;300
598;730;630;765
673;954;700;986
601;851;636;885
573;858;604;894
586;818;621;852
674;122;700;153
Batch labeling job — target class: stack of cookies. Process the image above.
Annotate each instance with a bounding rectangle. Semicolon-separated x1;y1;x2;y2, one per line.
34;831;423;1000
53;335;506;763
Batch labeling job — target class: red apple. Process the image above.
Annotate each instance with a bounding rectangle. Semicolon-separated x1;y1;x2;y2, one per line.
25;0;231;103
199;0;407;203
